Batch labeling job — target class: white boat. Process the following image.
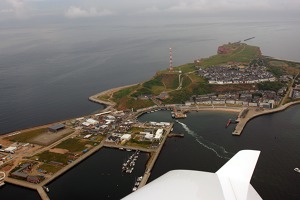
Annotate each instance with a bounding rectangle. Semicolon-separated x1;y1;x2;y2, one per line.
294;168;300;173
43;186;49;193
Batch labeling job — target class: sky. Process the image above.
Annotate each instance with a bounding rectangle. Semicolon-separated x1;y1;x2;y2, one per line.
1;0;300;21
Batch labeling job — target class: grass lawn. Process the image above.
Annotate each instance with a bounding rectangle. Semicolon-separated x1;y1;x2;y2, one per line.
38;163;62;174
161;74;179;89
174;63;196;73
182;75;192;88
128;127;145;134
126;140;152;149
151;85;166;95
35;151;69;165
113;85;139;101
201;44;260;67
55;138;91;152
6;128;47;143
116;96;155;110
97;94;110;101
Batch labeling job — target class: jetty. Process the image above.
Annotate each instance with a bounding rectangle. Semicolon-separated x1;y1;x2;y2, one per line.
233;101;300;135
137;124;173;190
168;133;184;138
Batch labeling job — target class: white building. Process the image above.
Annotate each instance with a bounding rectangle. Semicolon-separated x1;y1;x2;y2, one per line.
154;129;164;141
121;134;131;141
86;118;99;125
145;133;154;140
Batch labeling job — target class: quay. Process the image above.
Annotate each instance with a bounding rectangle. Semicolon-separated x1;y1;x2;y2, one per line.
233;101;300;135
134;105;242;119
103;143;154;153
137;124;173;190
168;133;184;137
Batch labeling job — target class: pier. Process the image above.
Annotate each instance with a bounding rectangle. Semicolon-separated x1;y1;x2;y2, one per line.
168;133;184;137
137;124;173;190
233;101;300;135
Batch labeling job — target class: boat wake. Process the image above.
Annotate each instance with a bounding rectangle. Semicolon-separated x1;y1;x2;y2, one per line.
177;121;233;159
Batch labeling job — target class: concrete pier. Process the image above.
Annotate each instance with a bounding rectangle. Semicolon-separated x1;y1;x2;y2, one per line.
4;177;50;200
137;124;173;190
233;101;300;135
37;186;50;200
42;141;105;185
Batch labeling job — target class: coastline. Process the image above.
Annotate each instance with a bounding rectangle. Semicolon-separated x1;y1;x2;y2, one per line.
88;84;300;136
88;83;139;112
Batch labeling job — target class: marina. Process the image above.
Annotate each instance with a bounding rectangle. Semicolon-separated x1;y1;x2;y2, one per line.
122;151;140;174
132;176;143;192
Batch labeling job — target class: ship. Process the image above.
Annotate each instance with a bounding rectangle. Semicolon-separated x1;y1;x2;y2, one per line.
294;168;300;173
137;176;143;181
43;186;49;193
174;112;187;119
225;119;231;128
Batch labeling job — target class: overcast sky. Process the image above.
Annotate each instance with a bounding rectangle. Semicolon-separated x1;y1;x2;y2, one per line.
1;0;300;20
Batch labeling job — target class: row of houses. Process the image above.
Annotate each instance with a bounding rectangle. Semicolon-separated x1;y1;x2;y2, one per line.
186;91;283;108
198;65;276;85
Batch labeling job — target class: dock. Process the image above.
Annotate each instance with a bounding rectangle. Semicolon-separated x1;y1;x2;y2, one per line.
233;101;300;135
168;133;184;137
137;124;173;190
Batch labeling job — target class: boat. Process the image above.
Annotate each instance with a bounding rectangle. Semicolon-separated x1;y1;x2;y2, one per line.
226;119;231;128
43;186;49;193
174;113;186;119
294;168;300;173
137;176;143;181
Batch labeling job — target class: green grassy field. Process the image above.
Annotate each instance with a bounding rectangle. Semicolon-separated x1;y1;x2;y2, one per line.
38;163;62;174
200;44;261;67
173;63;196;73
113;85;139;101
6;128;48;143
35;151;69;165
55;138;93;152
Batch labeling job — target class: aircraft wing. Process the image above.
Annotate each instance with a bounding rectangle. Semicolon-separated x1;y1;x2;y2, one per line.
122;150;262;200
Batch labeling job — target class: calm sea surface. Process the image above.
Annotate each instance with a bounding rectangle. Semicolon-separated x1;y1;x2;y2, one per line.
0;19;300;134
0;18;300;199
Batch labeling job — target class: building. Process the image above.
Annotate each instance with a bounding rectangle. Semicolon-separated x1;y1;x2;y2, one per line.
154;129;164;141
48;124;65;133
86;119;99;125
121;134;131;141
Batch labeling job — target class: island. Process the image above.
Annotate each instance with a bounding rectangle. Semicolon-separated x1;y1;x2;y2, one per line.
1;43;300;200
